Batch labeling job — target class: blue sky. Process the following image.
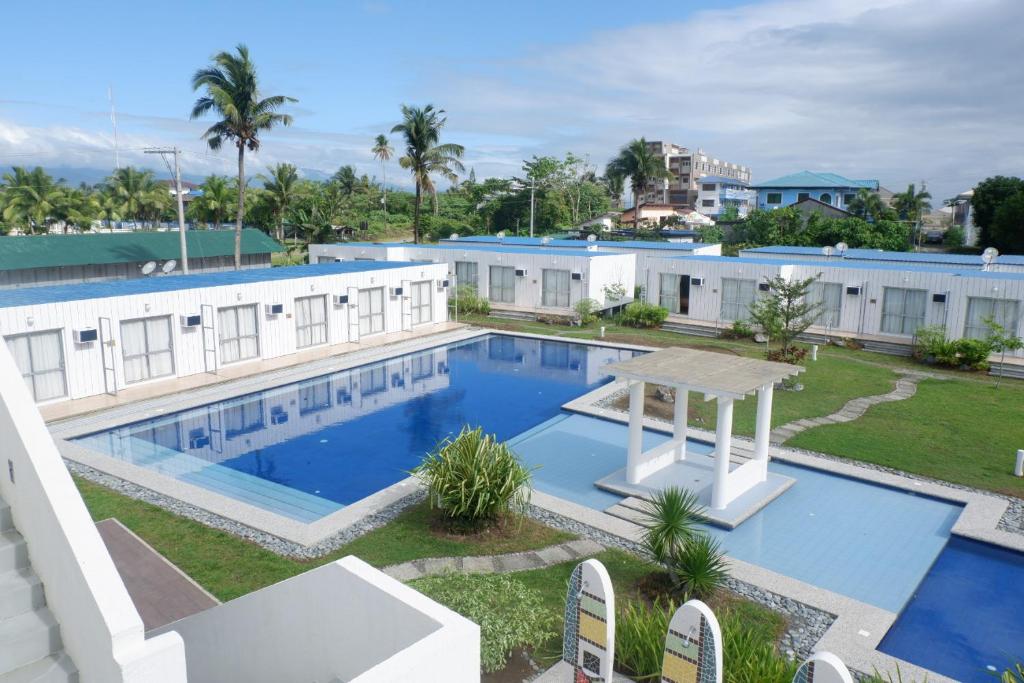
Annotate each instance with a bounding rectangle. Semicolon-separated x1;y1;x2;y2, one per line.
1;0;1021;200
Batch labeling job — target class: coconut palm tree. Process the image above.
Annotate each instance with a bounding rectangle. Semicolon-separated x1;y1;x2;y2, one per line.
190;44;296;268
259;163;300;241
372;134;393;230
605;138;673;228
331;165;358;198
892;183;933;223
1;166;62;234
846;187;886;221
391;104;465;243
105;167;162;228
192;175;234;228
53;187;101;233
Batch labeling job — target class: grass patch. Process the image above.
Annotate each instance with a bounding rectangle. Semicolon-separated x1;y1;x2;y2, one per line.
789;378;1024;497
76;478;571;601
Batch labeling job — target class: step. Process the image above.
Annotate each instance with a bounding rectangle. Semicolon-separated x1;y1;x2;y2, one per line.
0;653;77;683
0;569;44;621
660;322;720;338
488;309;537;321
989;362;1024;380
0;609;62;674
603;502;650;527
0;531;28;573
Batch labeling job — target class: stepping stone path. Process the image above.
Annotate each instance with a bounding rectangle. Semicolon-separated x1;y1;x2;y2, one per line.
769;370;935;445
381;539;604;582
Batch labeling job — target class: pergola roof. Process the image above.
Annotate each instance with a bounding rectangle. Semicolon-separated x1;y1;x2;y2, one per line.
606;347;803;399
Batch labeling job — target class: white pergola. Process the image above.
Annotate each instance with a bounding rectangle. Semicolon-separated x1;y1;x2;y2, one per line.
606;347;803;510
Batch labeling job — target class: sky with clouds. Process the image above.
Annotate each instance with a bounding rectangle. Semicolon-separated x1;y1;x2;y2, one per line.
0;0;1020;201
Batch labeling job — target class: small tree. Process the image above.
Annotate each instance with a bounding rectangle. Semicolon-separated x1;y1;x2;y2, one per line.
747;275;822;363
986;317;1024;387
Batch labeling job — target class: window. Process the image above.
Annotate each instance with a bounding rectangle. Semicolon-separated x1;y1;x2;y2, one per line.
797;192;810;202
358;287;385;336
806;282;843;327
354;257;375;261
4;330;66;402
489;265;515;303
542;269;570;307
540;342;570;368
120;316;174;384
359;365;387;396
317;256;336;264
766;192;782;205
659;273;681;313
410;280;433;325
843;193;856;206
720;278;757;321
702;183;716;192
218;304;259;364
224;398;265;439
880;287;928;335
411;351;434;381
819;193;833;205
298;379;332;415
964;297;1020;339
454;261;478;290
701;199;715;207
295;295;328;348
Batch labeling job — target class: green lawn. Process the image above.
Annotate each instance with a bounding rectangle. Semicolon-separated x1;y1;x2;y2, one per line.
77;478;571;601
789;378;1024;497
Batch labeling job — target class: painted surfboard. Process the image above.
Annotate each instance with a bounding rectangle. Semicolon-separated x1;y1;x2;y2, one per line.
562;559;615;682
793;652;855;683
661;599;723;683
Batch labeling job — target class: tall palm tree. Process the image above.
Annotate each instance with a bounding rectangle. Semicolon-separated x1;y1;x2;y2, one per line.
105;167;161;228
53;187;101;233
372;134;393;230
391;104;465;243
1;166;62;234
259;163;299;241
190;44;296;268
605;138;673;228
331;165;357;197
892;183;933;223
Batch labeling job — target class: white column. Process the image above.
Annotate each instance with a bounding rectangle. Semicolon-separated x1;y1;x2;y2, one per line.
626;380;645;484
673;385;688;462
711;396;734;510
753;383;774;480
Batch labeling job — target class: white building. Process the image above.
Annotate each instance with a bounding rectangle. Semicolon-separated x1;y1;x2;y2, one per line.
739;246;1024;273
694;176;757;218
310;242;638;317
0;262;450;405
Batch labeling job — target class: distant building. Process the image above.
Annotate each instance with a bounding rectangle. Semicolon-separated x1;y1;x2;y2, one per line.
951;189;978;246
751;171;879;212
0;229;283;289
694;176;756;218
641;141;752;207
577;213;617;233
619;203;681;227
790;197;853;220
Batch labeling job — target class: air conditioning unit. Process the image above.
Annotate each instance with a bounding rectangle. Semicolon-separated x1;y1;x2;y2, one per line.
846;285;862;296
188;434;210;449
333;294;349;305
179;314;201;328
337;389;352;404
334;258;343;263
440;279;450;289
270;410;289;425
389;287;403;297
932;293;947;304
73;328;98;344
514;268;527;277
758;282;771;292
690;277;705;286
571;272;583;281
265;303;284;316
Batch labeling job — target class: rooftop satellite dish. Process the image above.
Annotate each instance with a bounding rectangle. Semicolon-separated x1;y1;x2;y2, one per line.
982;247;999;264
161;259;177;274
496;230;506;239
835;241;848;256
540;236;551;245
586;233;598;242
140;261;157;275
449;233;459;241
821;246;835;258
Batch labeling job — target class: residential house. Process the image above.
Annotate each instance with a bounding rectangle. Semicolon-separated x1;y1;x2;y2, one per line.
751;171;879;212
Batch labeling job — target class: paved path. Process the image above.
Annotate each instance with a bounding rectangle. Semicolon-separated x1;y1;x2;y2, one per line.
381;538;604;582
769;370;934;445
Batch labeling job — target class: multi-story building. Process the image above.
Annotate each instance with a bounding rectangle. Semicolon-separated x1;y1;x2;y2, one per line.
751;171;879;212
694;176;757;218
641;141;752;208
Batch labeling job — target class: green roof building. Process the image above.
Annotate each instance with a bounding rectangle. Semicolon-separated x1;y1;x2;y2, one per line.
0;229;284;289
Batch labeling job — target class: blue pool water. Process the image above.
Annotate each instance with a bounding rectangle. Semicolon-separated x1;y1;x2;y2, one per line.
511;414;960;612
73;335;635;521
878;536;1024;682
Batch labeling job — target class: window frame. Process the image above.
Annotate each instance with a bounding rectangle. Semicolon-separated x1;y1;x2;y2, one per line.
4;329;68;402
964;297;1021;340
541;268;571;308
217;304;260;365
880;287;928;336
357;287;386;336
410;280;433;326
489;265;516;304
294;294;329;348
120;315;175;384
720;278;758;322
766;192;783;205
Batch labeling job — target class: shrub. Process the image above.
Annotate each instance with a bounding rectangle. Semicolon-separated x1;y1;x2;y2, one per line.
410;573;557;673
603;282;628;302
766;346;808;364
914;325;993;370
720;320;755;339
449;284;490;315
410;426;533;529
640;487;705;566
721;617;798;683
615;597;675;680
574;298;600;325
618;302;669;328
943;225;965;248
671;533;728;600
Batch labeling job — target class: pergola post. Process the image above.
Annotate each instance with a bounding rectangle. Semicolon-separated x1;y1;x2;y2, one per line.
626;380;646;484
711;396;734;510
753;383;774;479
673;385;688;462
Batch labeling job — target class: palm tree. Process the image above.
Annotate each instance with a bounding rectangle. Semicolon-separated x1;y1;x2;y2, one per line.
601;172;625;209
892;183;933;223
53;188;101;233
391;104;465;243
605;138;673;228
372;134;393;230
846;187;885;221
190;44;296;268
259;163;299;241
105;167;161;228
331;165;357;197
193;175;234;228
1;167;62;234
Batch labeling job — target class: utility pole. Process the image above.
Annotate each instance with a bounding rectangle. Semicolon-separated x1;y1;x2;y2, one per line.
145;147;190;274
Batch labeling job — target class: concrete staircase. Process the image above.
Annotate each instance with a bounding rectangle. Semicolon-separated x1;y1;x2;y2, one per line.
660;320;720;338
488;309;538;322
0;497;77;683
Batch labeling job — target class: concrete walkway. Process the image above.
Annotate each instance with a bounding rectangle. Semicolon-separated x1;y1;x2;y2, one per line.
769;370;934;445
381;539;604;582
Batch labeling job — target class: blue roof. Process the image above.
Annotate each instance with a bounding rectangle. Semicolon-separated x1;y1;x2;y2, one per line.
695;175;749;187
751;171;878;190
0;262;416;309
742;246;1024;266
343;241;622;258
672;255;1024;280
436;236;708;251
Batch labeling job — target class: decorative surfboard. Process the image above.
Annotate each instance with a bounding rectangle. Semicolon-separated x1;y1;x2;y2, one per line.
792;652;854;683
661;599;723;683
562;559;615;682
